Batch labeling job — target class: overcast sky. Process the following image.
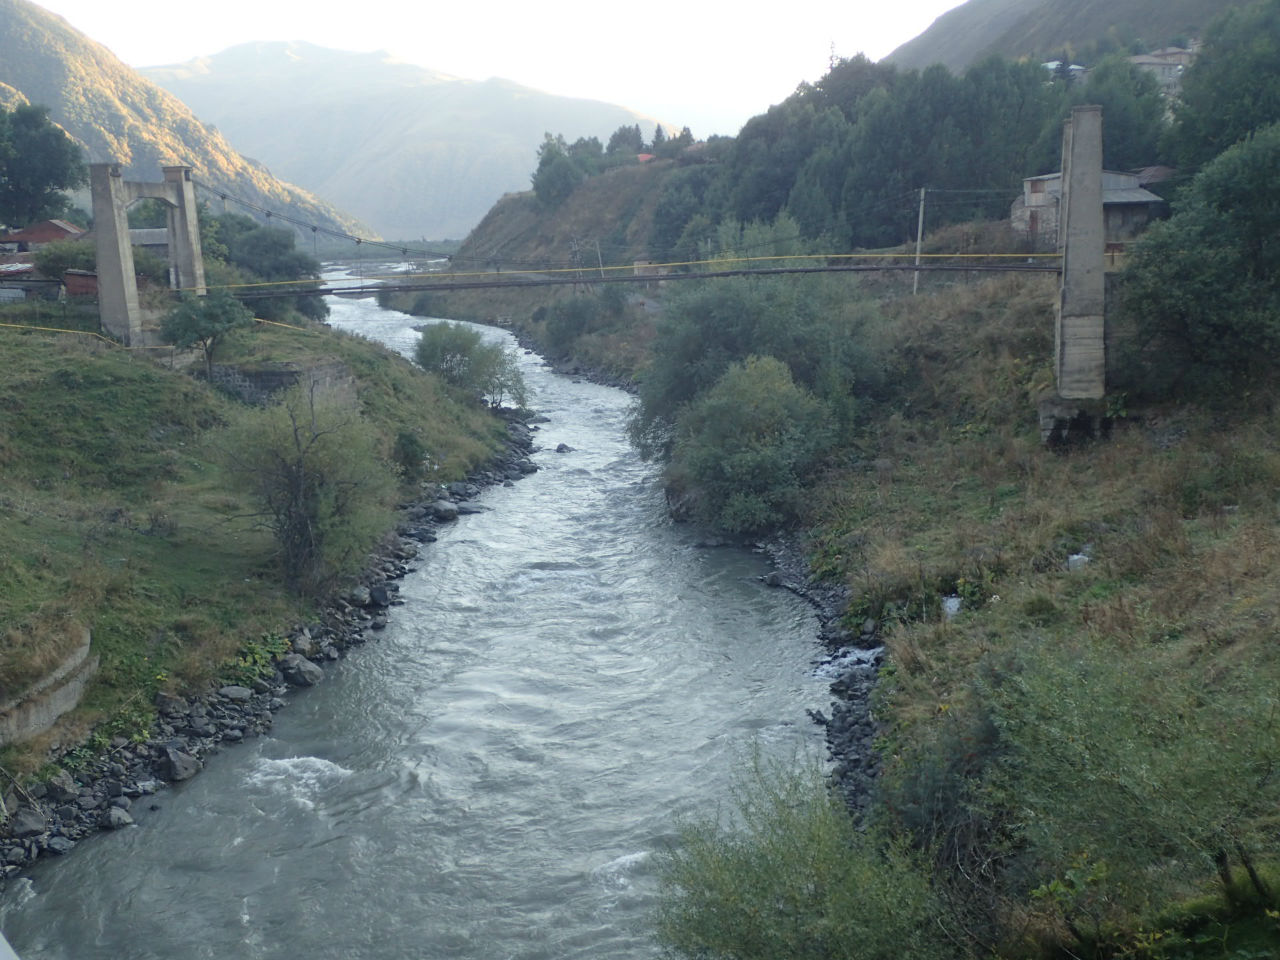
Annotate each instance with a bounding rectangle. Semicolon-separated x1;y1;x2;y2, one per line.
31;0;967;136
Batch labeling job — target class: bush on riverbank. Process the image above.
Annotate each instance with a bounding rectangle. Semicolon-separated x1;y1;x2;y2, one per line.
657;760;954;960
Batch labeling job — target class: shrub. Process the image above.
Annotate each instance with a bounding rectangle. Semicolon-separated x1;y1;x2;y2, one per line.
656;758;954;960
414;320;526;408
220;380;397;594
979;640;1280;938
667;356;831;533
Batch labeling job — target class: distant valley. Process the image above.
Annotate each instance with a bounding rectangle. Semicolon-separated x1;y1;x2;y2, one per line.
142;43;661;240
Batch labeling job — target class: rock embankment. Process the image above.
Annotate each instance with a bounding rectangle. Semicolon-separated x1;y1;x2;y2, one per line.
760;537;882;812
0;412;540;877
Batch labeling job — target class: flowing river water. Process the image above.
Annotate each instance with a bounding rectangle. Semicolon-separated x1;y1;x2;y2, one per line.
0;271;831;959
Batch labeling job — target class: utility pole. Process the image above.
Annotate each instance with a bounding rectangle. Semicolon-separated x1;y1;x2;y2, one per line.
912;187;926;295
594;239;605;280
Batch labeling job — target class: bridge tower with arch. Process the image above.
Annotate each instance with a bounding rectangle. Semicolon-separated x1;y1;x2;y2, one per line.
89;162;206;346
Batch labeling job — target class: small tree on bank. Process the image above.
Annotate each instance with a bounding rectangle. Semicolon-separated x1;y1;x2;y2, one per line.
161;291;254;380
221;381;397;594
414;321;527;408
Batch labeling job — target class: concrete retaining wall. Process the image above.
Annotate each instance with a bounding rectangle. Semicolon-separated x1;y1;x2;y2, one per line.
0;630;98;747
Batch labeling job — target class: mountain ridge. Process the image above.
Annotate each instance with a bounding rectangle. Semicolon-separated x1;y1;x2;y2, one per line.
0;0;367;235
140;42;661;240
885;0;1251;71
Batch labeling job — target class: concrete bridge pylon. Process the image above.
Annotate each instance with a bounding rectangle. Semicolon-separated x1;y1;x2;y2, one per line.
89;163;206;346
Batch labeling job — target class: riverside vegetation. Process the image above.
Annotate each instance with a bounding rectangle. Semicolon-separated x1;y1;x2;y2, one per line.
378;4;1280;956
4;0;1280;953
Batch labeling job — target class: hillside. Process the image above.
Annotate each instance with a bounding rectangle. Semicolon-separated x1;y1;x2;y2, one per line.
0;0;365;235
141;43;661;240
454;160;678;269
886;0;1250;70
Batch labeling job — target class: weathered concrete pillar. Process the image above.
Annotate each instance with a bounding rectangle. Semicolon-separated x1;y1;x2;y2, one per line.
1055;105;1106;400
162;165;206;294
89;163;141;344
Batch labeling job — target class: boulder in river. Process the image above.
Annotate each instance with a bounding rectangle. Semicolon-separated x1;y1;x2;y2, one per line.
430;500;459;521
7;806;47;839
279;654;323;687
160;748;201;782
100;807;134;830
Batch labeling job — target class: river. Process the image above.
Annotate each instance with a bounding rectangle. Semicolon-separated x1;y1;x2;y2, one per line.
0;270;828;959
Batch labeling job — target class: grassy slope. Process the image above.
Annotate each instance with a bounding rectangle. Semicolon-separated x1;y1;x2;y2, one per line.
0;314;503;773
805;272;1280;955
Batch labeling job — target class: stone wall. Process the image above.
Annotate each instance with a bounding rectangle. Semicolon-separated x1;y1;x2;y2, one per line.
0;629;98;747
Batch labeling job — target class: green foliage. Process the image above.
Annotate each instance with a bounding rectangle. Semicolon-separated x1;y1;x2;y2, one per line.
161;291;255;380
980;640;1280;930
33;238;95;278
391;429;427;482
223;633;291;685
605;123;644;155
630;274;863;461
655;758;953;960
0;103;86;228
34;238;175;291
203;212;327;322
1118;122;1280;390
668;356;832;533
532;133;588;207
127;198;169;229
414;320;527;408
219;382;398;594
1169;0;1280;168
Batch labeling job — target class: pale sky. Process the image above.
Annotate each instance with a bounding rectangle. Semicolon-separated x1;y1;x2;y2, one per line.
30;0;967;136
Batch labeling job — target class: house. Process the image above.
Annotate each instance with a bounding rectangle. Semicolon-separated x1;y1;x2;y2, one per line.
0;219;85;252
0;260;61;302
1010;170;1167;250
1128;44;1199;95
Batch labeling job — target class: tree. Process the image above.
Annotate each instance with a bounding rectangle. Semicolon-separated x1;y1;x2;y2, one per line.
221;382;397;594
531;133;585;206
1168;0;1280;168
161;291;254;380
1118;122;1280;389
606;123;644;155
203;212;327;322
0;104;86;228
414;320;526;407
667;356;832;533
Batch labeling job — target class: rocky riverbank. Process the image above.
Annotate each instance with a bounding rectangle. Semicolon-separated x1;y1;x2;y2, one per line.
0;411;542;879
759;537;882;813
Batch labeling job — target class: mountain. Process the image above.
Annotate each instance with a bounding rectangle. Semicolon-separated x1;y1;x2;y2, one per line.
0;0;366;235
141;43;661;240
885;0;1250;72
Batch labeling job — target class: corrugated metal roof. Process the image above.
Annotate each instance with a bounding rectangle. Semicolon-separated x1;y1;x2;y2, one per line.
0;262;35;275
1105;187;1165;205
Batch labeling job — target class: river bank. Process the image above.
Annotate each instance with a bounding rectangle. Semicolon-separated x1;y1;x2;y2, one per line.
0;410;541;879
